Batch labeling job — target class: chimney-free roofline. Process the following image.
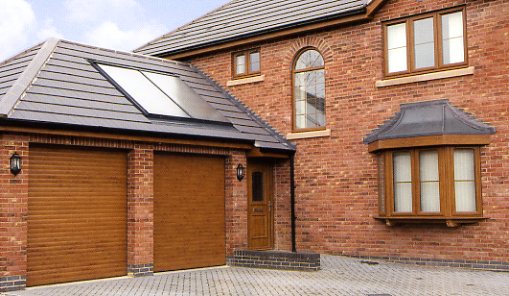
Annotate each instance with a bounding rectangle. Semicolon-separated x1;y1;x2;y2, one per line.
158;0;386;60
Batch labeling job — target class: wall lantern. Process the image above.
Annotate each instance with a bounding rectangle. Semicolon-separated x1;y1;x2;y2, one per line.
10;153;22;176
236;164;245;181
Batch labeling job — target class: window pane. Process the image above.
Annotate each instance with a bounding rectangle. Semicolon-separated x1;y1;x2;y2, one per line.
414;18;435;69
250;52;260;73
454;149;476;212
393;152;412;213
98;64;188;118
442;11;465;64
420;150;440;212
294;69;325;129
378;154;386;214
236;54;246;74
252;172;264;202
387;23;408;73
295;49;324;70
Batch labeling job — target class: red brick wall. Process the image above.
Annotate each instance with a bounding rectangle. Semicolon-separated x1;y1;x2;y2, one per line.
274;159;292;251
127;145;154;274
225;151;249;253
188;0;509;263
0;135;29;291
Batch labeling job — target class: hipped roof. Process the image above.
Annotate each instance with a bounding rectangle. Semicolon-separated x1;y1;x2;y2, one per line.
0;39;294;152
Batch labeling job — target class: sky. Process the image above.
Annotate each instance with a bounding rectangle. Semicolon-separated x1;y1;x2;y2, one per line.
0;0;229;61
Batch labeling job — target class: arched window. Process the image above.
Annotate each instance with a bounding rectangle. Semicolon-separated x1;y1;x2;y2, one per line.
293;49;326;131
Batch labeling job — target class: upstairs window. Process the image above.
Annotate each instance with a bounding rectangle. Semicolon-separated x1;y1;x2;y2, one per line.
384;7;467;77
233;49;261;78
292;49;326;132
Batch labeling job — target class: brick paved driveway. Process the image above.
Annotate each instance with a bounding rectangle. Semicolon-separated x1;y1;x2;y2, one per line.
3;255;509;296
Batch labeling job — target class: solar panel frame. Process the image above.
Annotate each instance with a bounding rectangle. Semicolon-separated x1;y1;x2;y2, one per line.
93;62;231;125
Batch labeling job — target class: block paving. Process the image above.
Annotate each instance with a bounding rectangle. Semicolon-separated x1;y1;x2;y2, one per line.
3;255;509;296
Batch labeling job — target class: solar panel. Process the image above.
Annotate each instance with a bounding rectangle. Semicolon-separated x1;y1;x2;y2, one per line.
98;64;228;123
143;71;228;123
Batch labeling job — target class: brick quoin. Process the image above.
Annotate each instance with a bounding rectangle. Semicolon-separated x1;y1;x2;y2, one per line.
188;0;509;264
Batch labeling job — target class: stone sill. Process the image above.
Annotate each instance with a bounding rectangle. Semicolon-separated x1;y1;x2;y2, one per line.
227;75;265;87
376;66;475;88
286;129;331;140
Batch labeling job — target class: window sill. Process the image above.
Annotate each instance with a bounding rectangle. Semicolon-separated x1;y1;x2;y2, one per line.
286;129;331;140
376;66;475;88
374;216;488;228
227;75;265;87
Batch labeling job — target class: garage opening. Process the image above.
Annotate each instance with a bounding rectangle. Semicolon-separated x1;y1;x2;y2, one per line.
27;146;128;286
154;153;226;272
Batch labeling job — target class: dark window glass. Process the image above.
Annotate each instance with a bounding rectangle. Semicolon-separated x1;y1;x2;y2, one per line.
252;172;264;202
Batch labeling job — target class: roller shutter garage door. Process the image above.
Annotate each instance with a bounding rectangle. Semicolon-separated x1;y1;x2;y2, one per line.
27;146;127;287
154;153;226;272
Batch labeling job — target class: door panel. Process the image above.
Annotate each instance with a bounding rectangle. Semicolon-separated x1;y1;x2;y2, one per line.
28;146;127;287
154;153;226;272
248;161;274;250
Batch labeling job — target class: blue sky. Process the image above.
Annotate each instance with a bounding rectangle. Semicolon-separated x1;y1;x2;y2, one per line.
0;0;229;60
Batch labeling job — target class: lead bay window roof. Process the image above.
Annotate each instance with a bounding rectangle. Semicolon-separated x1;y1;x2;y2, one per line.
365;99;496;151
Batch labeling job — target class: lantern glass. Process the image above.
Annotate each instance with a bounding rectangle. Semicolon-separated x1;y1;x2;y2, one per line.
236;164;245;181
10;153;21;175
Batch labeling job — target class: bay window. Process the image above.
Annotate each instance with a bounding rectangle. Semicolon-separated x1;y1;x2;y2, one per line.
379;147;481;221
364;99;495;227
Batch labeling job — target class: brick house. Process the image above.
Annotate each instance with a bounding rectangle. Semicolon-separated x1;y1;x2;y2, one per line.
136;0;509;270
0;39;295;291
1;0;508;292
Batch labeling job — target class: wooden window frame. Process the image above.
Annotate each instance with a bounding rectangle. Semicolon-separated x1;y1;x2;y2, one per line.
232;48;261;79
291;47;327;133
383;6;468;78
378;146;483;224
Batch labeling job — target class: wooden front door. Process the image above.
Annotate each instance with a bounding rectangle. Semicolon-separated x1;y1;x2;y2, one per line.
247;161;274;250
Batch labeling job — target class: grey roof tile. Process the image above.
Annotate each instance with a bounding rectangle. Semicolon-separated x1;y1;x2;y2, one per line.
0;39;294;152
0;42;43;103
134;0;368;56
364;99;496;144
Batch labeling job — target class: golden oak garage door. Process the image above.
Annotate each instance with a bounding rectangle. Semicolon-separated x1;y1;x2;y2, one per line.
28;146;127;287
154;153;226;272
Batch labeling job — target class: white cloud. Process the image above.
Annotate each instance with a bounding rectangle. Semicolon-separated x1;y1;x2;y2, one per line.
84;21;165;51
37;19;64;41
64;0;138;23
0;0;36;60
